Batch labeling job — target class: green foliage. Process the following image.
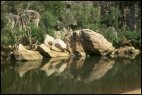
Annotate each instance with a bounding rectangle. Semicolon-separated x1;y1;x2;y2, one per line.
1;27;23;45
41;11;57;28
28;23;46;43
97;27;141;48
123;30;141;48
1;1;141;49
98;27;119;46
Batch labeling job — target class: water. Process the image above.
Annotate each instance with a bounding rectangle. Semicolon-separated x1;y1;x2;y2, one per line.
1;55;141;94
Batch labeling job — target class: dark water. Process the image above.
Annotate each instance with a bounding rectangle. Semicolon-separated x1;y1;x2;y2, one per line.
1;55;141;94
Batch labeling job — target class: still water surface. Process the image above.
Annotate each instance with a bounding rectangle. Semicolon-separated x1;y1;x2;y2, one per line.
1;55;141;94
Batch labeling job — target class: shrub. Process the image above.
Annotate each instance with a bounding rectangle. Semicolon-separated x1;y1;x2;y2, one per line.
123;30;141;48
41;11;57;28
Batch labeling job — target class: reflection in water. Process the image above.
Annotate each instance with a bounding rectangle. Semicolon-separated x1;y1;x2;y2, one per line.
41;57;68;76
15;60;42;77
1;55;141;94
83;57;114;83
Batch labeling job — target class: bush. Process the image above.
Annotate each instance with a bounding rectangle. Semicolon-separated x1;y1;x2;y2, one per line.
123;30;141;48
41;11;57;28
1;27;24;45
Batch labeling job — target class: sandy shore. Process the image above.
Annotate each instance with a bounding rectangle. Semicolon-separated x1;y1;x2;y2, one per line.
121;88;141;94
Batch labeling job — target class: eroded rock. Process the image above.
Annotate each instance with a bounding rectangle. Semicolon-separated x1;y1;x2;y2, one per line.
64;29;114;56
44;34;55;46
110;46;140;59
36;44;70;57
14;44;43;60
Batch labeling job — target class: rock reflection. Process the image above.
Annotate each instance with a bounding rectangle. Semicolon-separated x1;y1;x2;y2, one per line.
40;57;69;76
16;60;42;77
40;56;114;83
1;55;141;94
60;56;114;83
15;56;115;82
83;57;114;83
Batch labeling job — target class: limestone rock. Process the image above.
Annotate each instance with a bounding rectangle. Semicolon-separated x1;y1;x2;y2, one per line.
51;44;62;52
14;44;43;60
110;46;140;59
80;29;115;55
52;39;67;50
65;32;86;56
36;44;70;57
65;29;114;56
44;34;55;46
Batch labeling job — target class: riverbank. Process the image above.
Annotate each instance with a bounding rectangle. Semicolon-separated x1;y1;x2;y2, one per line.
122;88;141;94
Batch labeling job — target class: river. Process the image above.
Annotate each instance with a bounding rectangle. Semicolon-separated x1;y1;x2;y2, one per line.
1;55;141;94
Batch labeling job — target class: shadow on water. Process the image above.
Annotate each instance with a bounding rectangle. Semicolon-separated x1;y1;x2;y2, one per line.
1;55;141;94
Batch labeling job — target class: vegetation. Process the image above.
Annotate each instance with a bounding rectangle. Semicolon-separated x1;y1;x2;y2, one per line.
1;1;141;49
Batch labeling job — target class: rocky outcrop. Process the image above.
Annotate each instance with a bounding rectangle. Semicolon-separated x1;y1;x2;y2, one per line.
36;44;70;57
64;29;114;56
14;44;43;60
110;46;140;59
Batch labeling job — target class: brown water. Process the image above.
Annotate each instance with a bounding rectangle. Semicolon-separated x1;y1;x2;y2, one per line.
1;55;141;94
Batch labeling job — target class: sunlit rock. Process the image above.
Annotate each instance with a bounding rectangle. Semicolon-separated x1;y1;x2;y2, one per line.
110;46;140;59
14;44;43;60
44;34;55;46
64;29;114;56
36;44;70;57
52;39;67;50
64;32;86;56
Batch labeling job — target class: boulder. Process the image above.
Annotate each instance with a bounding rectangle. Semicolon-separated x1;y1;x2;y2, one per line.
36;44;70;57
51;44;62;52
64;29;114;56
80;29;115;55
44;34;55;46
65;32;86;56
110;46;140;59
52;39;67;50
14;44;43;60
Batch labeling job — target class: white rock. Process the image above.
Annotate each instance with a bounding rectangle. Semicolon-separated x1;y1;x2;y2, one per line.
44;34;55;46
52;39;67;50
